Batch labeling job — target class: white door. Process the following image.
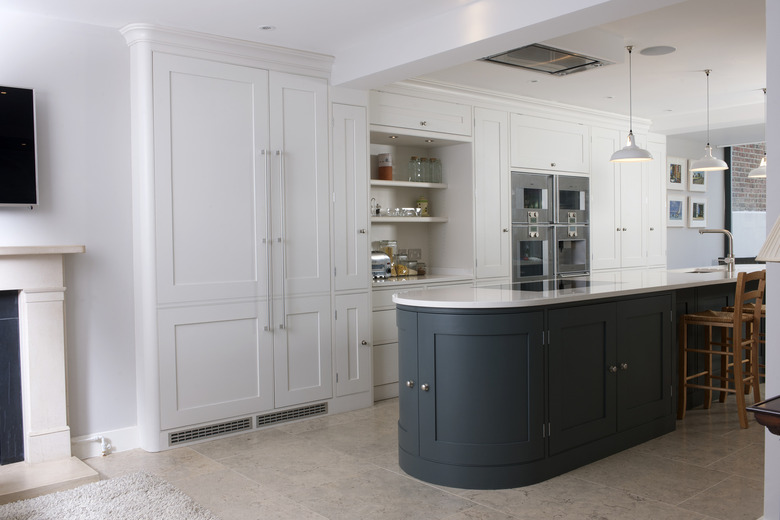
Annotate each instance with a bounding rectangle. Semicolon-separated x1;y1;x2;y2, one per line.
618;132;646;268
645;139;667;266
474;107;511;280
332;103;370;292
590;127;622;270
273;294;332;407
269;72;331;297
334;292;371;397
152;53;270;304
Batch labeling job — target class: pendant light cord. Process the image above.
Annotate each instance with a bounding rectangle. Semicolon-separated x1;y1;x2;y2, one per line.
705;69;711;146
627;46;634;133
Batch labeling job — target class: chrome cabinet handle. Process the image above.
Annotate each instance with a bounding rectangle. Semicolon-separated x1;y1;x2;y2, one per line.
608;366;618;374
620;363;629;371
421;383;430;391
277;150;287;330
406;380;415;388
262;149;272;332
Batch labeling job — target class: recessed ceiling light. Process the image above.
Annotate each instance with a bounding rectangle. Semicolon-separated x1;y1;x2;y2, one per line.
259;25;276;31
640;46;676;56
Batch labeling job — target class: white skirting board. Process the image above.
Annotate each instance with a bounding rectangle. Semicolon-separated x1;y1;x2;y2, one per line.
71;426;139;460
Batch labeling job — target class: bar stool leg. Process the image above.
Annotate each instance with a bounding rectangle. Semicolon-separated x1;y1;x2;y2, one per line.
733;340;749;429
719;326;728;403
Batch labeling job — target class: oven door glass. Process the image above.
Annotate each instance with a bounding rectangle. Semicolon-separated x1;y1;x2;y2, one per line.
512;225;554;282
512;173;553;224
556;175;589;225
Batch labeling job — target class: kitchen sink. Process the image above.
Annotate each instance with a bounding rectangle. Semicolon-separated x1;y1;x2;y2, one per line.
685;266;727;273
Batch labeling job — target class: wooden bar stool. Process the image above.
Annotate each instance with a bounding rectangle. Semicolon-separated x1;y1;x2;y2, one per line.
677;270;766;428
723;302;766;381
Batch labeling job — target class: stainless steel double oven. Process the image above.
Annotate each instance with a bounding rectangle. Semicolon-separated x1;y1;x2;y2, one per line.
511;172;589;282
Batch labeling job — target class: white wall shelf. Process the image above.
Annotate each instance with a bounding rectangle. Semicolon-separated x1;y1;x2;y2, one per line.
370;179;447;189
371;216;448;223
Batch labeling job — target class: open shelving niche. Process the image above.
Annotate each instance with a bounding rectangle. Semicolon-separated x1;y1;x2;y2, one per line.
369;127;474;282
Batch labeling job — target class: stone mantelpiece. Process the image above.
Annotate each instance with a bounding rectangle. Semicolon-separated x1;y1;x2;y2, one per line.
0;246;98;504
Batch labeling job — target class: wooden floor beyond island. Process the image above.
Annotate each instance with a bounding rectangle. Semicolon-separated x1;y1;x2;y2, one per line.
82;396;765;520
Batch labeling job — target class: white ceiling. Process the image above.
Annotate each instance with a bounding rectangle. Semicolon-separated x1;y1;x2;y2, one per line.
1;0;766;145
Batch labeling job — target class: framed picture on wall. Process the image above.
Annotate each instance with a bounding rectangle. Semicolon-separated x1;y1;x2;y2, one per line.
667;195;686;227
667;156;687;190
688;163;707;192
688;196;707;227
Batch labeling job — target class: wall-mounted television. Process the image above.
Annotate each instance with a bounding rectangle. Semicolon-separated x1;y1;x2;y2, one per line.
0;86;38;206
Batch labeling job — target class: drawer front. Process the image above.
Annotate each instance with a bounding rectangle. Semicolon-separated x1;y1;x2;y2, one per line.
372;288;397;310
372;308;399;344
371;91;472;136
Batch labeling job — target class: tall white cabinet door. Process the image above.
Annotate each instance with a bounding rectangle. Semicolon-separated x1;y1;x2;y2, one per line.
269;72;331;297
332;103;369;292
618;145;646;269
590;127;622;270
474;107;510;279
152;54;270;304
645;139;667;266
273;294;333;407
334;293;371;397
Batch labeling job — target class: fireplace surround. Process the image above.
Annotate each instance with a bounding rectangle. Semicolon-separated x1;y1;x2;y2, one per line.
0;246;98;503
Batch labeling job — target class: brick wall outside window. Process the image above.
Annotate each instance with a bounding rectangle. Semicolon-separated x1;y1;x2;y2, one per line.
731;143;766;211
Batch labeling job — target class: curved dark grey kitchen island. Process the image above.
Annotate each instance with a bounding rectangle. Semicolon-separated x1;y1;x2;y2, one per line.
392;267;758;489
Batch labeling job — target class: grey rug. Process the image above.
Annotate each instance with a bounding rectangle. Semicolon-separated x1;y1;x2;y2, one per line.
0;472;219;520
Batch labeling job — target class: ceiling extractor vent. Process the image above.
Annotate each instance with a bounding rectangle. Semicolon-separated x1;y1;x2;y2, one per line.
483;43;612;76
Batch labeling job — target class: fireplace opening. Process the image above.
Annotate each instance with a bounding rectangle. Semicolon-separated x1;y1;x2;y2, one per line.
0;290;23;465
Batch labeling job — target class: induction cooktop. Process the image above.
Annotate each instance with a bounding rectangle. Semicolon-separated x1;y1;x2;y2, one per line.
499;278;596;292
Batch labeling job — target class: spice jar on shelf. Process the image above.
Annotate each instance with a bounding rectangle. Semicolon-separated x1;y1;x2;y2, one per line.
416;196;429;217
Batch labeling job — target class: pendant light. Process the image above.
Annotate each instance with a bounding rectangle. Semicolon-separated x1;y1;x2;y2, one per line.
690;70;728;172
748;88;767;178
610;46;653;162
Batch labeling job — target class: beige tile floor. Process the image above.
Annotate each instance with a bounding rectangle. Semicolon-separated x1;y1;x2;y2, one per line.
85;397;765;520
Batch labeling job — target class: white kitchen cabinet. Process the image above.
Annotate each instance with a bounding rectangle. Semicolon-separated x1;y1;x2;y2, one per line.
334;292;371;397
645;138;667;267
370;91;472;136
151;53;333;429
474;107;511;280
332;103;370;292
591;127;666;270
510;114;590;173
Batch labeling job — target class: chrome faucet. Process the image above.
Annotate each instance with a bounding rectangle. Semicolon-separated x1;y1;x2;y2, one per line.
699;228;735;274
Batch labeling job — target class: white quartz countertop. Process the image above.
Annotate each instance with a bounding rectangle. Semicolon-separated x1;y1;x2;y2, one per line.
392;265;764;309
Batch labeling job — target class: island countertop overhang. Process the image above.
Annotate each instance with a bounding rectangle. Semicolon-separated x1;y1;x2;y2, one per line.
392;265;764;309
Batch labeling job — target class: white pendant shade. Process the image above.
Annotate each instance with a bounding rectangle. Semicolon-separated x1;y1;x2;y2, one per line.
748;155;767;178
610;46;652;163
690;70;728;172
756;214;780;262
690;145;728;172
610;130;653;162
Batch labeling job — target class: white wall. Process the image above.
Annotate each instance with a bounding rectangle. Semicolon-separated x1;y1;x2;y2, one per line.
0;13;136;440
665;135;728;268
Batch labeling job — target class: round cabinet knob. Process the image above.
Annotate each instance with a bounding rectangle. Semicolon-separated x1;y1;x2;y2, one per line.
620;362;629;371
650;227;655;231
608;365;618;374
420;121;427;127
361;340;368;345
617;228;621;232
503;228;509;233
359;229;367;234
551;162;557;167
421;383;430;392
406;380;415;388
622;228;627;231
